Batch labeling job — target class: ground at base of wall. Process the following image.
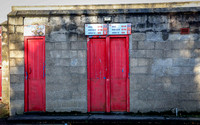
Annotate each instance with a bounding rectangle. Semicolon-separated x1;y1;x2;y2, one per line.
4;112;200;125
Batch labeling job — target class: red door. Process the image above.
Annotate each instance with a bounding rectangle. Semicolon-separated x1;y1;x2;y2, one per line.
24;36;46;112
87;36;107;112
87;35;129;112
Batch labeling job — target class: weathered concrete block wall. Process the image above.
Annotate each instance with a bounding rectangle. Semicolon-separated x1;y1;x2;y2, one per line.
7;9;200;115
0;22;10;117
8;17;24;115
129;13;200;112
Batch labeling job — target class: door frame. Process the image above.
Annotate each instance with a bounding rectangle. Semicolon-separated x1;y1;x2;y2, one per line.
24;36;46;112
87;35;130;112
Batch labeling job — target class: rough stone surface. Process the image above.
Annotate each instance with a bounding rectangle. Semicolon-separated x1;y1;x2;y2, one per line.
7;10;200;116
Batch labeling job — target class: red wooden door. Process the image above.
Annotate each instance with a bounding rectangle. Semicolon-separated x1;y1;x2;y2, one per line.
87;36;107;112
110;36;129;111
24;36;46;112
87;35;129;112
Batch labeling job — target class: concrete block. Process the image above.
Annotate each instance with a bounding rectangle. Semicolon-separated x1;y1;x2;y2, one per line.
50;32;67;42
70;58;86;66
71;42;87;50
70;67;86;74
138;41;154;50
70;50;78;58
146;50;163;58
130;58;137;67
15;26;24;33
54;59;71;66
9;17;23;25
132;33;146;41
165;50;191;58
10;51;24;58
10;67;24;74
146;32;163;42
155;41;172;50
46;43;54;50
50;50;62;58
130;66;148;74
61;50;70;58
10;91;24;100
173;58;195;66
55;42;70;50
24;17;48;25
10;75;24;83
131;50;146;58
168;34;199;42
78;50;86;58
69;33;78;41
153;58;173;66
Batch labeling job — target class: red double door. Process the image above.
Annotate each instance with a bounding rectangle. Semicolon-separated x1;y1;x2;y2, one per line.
87;35;130;112
24;36;46;112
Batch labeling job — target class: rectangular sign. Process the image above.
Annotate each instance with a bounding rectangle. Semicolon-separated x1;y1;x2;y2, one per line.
24;25;45;36
109;23;131;35
85;24;107;35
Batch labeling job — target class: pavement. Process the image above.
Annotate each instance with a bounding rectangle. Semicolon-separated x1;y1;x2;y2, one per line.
2;114;200;124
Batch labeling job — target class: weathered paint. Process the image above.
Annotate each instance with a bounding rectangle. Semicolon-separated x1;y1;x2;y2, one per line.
24;36;46;112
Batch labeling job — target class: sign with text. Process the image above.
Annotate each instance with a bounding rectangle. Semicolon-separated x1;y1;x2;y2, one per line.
85;24;107;35
109;23;131;35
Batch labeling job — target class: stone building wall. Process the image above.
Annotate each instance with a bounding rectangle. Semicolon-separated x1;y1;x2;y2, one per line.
7;9;200;115
0;21;10;117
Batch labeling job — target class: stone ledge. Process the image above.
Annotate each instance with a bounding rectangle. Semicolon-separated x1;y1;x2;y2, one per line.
8;7;200;17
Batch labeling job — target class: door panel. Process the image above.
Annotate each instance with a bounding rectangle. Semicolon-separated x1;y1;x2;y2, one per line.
89;38;106;112
110;37;127;111
25;37;46;112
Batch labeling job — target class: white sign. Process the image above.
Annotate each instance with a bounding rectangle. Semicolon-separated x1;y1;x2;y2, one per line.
24;25;45;36
109;23;131;35
85;24;107;35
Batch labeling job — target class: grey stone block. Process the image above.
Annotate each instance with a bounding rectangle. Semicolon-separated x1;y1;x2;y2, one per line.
10;67;24;74
153;58;173;66
164;50;192;58
78;50;86;58
70;58;86;66
71;42;87;50
146;32;163;42
113;15;126;22
130;66;148;74
168;34;199;42
46;75;71;84
10;75;24;83
10;100;24;116
155;42;172;50
148;15;168;24
138;41;154;50
70;50;78;58
130;58;137;67
54;59;71;66
70;67;86;74
10;91;24;100
173;58;195;66
61;50;70;58
132;33;146;41
50;50;62;58
46;43;54;50
146;50;163;58
131;50;146;58
69;33;78;41
55;42;70;50
50;32;67;42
